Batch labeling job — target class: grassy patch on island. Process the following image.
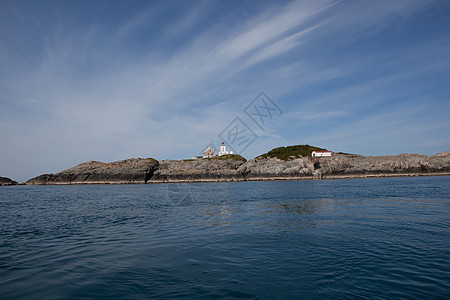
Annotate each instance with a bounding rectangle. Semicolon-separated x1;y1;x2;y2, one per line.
256;144;328;160
208;154;246;161
145;158;159;164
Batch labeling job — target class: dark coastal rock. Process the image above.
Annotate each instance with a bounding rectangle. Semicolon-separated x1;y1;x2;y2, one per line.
27;158;159;185
0;176;18;186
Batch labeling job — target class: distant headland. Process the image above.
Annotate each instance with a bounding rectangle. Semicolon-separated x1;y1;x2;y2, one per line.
0;176;18;186
14;144;449;185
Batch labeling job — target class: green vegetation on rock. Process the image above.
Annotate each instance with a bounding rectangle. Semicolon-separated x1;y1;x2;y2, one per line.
145;158;159;164
208;154;246;161
257;144;328;160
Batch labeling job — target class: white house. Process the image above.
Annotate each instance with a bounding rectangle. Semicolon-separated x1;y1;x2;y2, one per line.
311;151;332;157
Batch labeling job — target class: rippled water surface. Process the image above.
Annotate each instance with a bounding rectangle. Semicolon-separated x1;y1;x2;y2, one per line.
1;177;449;299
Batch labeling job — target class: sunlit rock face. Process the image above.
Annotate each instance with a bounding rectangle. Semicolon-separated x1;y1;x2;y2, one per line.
317;152;450;176
149;158;246;182
238;157;314;179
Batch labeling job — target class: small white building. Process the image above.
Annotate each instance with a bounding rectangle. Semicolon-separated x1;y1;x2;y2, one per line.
311;151;332;158
218;142;233;156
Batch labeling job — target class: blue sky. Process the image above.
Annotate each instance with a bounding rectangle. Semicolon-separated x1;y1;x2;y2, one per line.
1;0;450;182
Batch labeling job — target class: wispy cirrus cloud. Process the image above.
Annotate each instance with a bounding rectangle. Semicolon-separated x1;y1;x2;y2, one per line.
0;0;449;181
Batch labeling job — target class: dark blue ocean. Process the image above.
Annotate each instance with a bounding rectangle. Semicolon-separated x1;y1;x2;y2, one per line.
1;177;449;299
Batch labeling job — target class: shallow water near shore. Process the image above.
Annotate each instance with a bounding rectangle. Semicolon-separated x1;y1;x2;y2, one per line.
1;177;449;299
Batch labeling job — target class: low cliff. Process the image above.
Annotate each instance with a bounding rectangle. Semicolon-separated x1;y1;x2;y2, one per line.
148;156;246;183
27;158;159;185
317;152;450;177
239;157;314;179
0;176;18;186
26;151;450;185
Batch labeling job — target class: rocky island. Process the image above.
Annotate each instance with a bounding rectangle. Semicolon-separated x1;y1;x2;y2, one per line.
0;176;18;186
25;145;450;185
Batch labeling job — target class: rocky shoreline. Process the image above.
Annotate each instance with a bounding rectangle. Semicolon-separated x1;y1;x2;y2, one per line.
24;151;450;185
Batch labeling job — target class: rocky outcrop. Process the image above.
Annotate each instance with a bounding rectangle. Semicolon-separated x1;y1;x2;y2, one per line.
317;152;450;178
0;176;18;186
26;151;450;185
148;158;246;183
239;157;314;179
239;152;450;180
27;158;159;185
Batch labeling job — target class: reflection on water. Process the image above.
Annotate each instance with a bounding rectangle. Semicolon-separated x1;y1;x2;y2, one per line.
253;198;327;231
271;199;323;214
199;205;234;227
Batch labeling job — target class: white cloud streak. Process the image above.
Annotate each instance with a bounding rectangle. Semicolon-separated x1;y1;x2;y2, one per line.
0;0;448;181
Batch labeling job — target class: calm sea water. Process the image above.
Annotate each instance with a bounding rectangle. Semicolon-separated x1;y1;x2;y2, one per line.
1;177;449;299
